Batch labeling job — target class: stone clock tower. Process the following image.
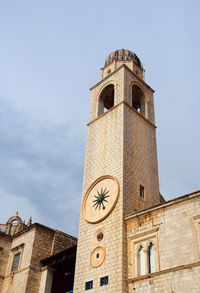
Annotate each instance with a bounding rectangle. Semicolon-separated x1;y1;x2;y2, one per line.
74;49;162;292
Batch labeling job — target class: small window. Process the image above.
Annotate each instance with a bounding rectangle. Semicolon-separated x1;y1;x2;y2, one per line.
100;276;109;286
140;185;145;199
11;252;21;272
97;232;104;242
85;280;93;290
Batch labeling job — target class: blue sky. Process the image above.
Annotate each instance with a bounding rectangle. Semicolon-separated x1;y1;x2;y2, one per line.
0;0;200;236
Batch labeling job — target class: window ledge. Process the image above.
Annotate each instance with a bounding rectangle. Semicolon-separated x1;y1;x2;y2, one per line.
128;261;200;283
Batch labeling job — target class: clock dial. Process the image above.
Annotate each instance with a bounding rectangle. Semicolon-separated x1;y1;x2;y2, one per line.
92;187;110;210
82;175;119;223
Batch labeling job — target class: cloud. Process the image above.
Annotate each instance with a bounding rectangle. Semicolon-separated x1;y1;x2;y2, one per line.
0;98;84;236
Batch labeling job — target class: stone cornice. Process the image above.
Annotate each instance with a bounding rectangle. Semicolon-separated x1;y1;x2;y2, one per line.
90;64;154;93
87;101;156;129
123;101;156;128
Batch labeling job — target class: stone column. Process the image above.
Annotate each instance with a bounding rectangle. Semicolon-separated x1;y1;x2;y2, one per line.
144;249;149;275
39;266;54;293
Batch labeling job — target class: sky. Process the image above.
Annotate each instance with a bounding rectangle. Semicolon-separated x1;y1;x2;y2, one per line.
0;0;200;236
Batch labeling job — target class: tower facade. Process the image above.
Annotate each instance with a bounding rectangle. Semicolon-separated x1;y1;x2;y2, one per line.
74;49;162;292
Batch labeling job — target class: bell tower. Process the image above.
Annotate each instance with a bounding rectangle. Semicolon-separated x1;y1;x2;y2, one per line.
74;49;161;292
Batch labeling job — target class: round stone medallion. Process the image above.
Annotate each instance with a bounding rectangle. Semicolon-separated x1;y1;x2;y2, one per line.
82;175;119;224
90;246;106;268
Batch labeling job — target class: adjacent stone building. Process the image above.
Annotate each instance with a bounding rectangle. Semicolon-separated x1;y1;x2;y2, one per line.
74;49;200;292
126;191;200;292
0;212;77;293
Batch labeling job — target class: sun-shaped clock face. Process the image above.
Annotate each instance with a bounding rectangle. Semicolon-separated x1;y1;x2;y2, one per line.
92;187;110;210
82;175;119;224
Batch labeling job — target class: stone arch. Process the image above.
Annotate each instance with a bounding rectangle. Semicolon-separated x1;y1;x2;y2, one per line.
6;213;23;235
129;81;149;118
145;239;156;250
97;81;117;116
97;80;118;100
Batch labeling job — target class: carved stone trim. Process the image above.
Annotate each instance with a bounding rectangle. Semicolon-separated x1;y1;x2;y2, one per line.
129;227;159;240
11;243;25;252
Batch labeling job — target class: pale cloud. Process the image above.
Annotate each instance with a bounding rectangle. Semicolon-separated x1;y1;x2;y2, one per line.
0;98;84;236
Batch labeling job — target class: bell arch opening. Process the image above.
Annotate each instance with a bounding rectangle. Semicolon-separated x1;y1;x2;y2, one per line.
98;84;114;116
131;85;146;116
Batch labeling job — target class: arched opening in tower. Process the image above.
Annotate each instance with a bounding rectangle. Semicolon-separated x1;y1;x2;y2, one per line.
132;85;145;116
99;84;114;115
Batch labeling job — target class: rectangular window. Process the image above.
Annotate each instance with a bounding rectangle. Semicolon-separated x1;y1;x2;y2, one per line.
100;276;109;286
140;185;145;199
85;280;93;290
11;252;21;272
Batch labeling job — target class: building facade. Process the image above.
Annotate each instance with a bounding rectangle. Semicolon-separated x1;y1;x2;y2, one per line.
74;49;200;292
0;212;77;293
126;191;200;292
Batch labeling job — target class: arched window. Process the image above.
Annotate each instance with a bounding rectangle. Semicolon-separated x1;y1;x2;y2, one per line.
98;84;114;116
147;242;155;273
137;245;145;276
132;85;145;116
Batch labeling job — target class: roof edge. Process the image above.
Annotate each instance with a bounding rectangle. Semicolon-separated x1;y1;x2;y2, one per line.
40;244;77;266
124;190;200;220
11;222;77;240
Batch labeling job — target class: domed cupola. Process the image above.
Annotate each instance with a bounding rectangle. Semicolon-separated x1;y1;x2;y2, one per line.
105;49;143;68
101;49;144;80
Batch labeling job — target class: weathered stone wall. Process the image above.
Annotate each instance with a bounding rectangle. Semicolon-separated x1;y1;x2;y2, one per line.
74;66;126;292
74;101;125;292
123;106;160;214
52;231;77;254
2;268;29;293
126;193;200;292
31;226;54;267
1;228;35;293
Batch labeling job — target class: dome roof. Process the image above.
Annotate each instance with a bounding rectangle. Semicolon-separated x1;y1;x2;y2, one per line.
105;49;143;68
